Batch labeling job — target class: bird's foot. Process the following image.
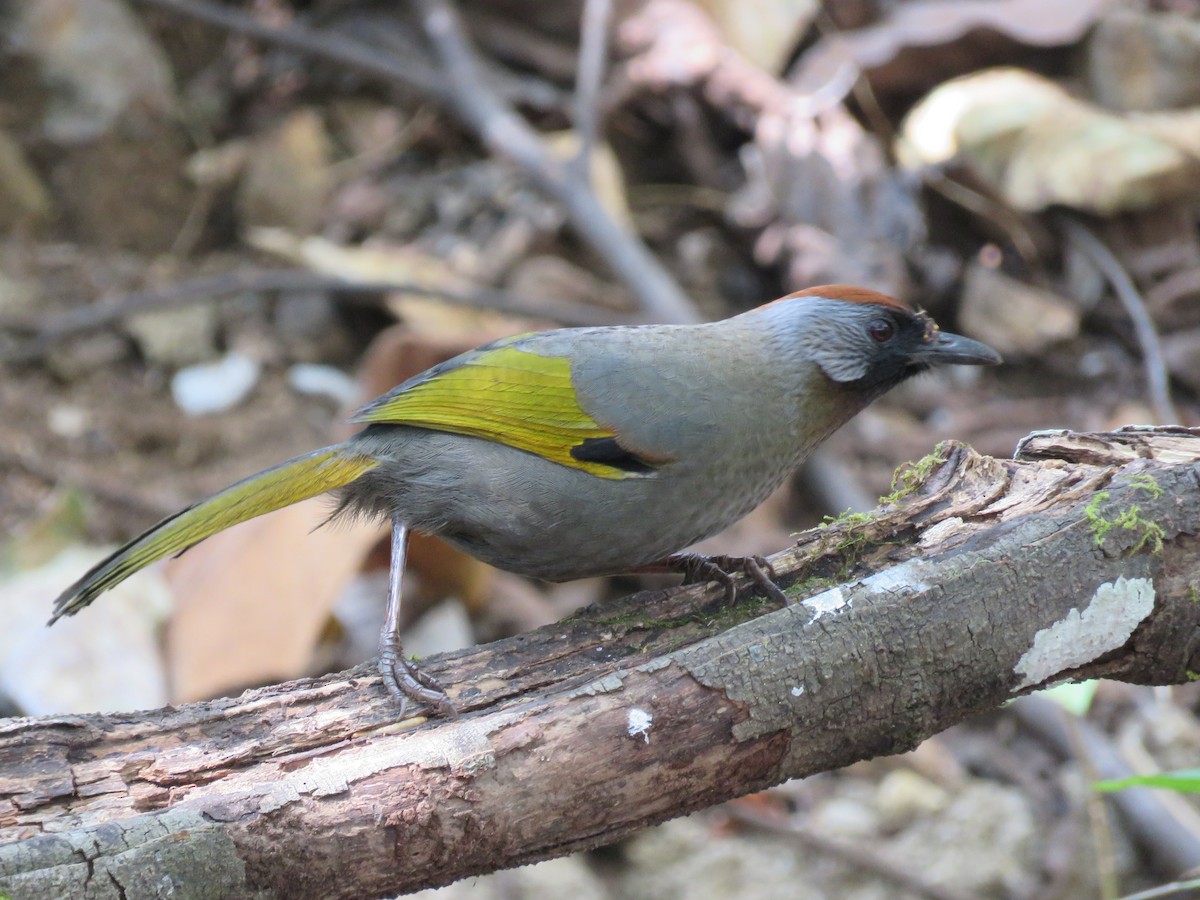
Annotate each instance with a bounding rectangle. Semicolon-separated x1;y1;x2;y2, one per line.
665;552;789;606
378;633;458;719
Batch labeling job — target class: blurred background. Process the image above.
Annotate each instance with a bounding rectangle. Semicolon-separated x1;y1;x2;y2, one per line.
1;0;1199;897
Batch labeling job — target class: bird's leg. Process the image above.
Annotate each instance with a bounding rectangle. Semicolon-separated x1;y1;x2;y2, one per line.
378;516;458;718
660;553;789;606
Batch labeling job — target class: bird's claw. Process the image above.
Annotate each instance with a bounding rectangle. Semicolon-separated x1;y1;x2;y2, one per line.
378;635;458;719
666;553;788;605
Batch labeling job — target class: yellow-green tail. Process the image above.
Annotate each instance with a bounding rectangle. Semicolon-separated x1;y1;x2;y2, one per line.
50;445;380;623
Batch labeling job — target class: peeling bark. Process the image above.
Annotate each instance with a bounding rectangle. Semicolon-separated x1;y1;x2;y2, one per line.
2;428;1200;899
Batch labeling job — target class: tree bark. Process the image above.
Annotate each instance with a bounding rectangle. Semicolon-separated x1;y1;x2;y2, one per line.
2;428;1199;900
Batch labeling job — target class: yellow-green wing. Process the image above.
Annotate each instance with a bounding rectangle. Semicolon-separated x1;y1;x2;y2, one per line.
353;343;652;479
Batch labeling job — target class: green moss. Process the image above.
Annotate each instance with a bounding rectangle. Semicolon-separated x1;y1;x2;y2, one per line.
1127;473;1164;500
819;510;875;555
585;586;776;633
880;444;949;506
1188;671;1200;683
821;509;876;529
1084;486;1166;556
787;572;841;597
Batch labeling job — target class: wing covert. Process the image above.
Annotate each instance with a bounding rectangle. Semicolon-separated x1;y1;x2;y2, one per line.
353;344;657;479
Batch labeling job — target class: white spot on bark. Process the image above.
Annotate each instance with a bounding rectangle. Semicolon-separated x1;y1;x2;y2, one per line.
801;560;931;621
803;587;847;619
790;685;805;697
869;562;930;595
1014;576;1156;689
627;708;652;743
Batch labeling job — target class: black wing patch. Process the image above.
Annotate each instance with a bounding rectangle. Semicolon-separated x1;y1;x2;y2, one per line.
569;437;658;475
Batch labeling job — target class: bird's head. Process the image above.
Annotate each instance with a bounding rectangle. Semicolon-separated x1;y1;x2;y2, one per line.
764;285;1001;399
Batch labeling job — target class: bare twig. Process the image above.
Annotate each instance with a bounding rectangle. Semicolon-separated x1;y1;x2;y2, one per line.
1118;877;1200;900
1058;216;1178;425
130;0;451;101
414;0;699;323
572;0;613;178
0;269;628;364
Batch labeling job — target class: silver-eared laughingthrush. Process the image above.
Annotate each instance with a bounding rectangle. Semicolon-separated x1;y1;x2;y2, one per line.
51;285;1001;715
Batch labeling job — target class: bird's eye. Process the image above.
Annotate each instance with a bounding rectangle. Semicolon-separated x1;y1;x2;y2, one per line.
867;318;896;343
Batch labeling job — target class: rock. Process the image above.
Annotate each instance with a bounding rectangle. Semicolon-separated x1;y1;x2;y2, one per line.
16;0;194;252
170;352;261;416
0;546;170;714
885;780;1038;896
287;363;358;407
16;0;176;143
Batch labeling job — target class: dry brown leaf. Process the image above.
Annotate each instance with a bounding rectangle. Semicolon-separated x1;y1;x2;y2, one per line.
236;109;333;236
697;0;816;72
246;228;533;335
899;68;1200;214
164;500;383;703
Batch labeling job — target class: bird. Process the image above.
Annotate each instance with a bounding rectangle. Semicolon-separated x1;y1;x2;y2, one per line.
50;285;1001;717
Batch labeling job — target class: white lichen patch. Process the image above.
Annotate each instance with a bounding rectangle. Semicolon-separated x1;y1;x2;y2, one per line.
869;561;930;595
1014;576;1156;689
627;707;653;743
803;586;847;619
271;714;509;810
802;560;932;621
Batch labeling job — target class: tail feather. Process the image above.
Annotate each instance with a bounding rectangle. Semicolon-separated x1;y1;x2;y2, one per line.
50;445;380;623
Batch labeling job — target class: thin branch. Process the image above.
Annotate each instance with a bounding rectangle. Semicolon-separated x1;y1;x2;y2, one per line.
1058;215;1178;425
131;0;452;102
414;0;699;323
0;269;628;364
1119;877;1200;900
572;0;613;178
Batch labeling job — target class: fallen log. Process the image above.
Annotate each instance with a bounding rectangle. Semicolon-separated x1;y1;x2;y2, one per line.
2;428;1198;899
